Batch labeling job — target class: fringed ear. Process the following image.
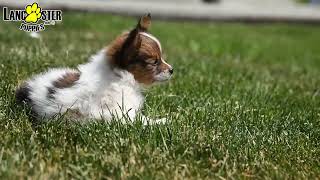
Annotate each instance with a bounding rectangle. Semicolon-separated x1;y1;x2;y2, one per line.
121;13;151;54
116;29;142;68
137;13;151;32
114;13;151;68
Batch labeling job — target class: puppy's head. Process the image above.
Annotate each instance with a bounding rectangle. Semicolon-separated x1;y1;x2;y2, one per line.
107;13;173;85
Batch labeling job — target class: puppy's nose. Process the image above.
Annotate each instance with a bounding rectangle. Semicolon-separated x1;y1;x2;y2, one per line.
169;68;173;74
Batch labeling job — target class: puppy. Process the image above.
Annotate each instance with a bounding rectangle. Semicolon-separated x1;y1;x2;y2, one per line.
16;14;173;124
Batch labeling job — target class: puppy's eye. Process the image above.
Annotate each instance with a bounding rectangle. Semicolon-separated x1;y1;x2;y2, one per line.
151;59;159;65
144;59;160;66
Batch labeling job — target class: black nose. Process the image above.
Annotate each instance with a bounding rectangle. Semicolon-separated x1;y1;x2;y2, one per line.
169;68;173;74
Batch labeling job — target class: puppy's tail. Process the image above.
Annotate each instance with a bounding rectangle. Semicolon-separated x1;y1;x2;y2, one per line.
15;83;39;122
15;83;31;105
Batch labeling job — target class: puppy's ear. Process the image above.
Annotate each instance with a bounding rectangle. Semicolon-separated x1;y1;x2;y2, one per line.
113;13;151;68
121;13;151;54
137;13;151;32
116;30;142;68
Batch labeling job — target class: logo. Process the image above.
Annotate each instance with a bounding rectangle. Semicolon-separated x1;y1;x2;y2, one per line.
3;2;62;32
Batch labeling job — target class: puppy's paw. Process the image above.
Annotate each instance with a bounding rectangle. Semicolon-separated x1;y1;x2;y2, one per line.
154;117;167;124
141;116;167;125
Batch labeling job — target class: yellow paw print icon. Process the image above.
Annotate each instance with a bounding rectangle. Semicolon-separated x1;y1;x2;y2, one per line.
25;3;42;23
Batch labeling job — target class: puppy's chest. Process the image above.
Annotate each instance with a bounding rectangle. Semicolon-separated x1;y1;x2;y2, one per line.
97;84;144;110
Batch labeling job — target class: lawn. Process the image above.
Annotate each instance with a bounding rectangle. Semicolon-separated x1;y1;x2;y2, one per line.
0;12;320;179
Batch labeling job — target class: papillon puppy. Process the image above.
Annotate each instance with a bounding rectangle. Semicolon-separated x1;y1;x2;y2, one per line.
16;14;173;124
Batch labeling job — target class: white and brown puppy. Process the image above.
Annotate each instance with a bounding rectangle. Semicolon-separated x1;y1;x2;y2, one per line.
16;14;173;124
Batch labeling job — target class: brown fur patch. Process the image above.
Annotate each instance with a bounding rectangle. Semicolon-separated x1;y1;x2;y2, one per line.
138;36;161;61
106;33;129;67
53;72;80;89
158;59;171;72
127;35;162;84
139;13;151;31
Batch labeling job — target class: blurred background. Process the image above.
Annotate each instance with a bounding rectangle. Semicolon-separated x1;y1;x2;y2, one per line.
1;0;320;23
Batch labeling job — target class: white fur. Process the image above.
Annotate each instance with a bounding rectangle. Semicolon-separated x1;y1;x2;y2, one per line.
25;49;162;124
156;58;173;81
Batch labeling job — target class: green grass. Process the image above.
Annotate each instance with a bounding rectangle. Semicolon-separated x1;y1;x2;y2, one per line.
1;12;320;179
